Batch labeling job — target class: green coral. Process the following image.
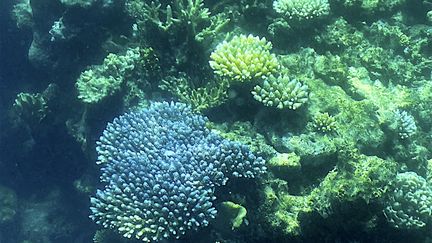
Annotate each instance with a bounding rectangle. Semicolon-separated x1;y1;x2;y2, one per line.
60;0;97;8
209;34;279;83
209;121;277;157
313;53;349;86
346;67;412;123
273;0;330;21
315;18;364;49
307;76;385;150
76;47;156;105
76;69;121;104
252;75;309;109
12;92;48;124
310;112;338;134
283;133;338;167
384;172;432;229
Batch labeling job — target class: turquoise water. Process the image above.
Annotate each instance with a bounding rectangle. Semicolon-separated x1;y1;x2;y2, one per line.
1;0;432;242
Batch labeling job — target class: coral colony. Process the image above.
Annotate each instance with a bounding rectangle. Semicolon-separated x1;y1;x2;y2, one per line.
90;102;266;241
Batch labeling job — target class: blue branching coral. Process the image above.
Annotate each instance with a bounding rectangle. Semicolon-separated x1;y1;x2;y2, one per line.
90;102;266;242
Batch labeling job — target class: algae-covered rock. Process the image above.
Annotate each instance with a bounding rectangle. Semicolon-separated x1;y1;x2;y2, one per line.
309;155;398;217
259;180;312;237
283;133;338;167
268;152;302;181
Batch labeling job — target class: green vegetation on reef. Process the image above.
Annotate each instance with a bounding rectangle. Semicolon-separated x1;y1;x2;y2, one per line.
7;0;432;242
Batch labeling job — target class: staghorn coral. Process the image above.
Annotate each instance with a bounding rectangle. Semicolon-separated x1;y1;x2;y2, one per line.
209;34;279;83
90;102;266;242
384;172;432;229
252;74;309;109
273;0;330;21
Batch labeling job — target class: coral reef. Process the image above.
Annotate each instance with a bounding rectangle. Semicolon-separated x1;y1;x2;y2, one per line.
90;102;266;241
5;0;432;241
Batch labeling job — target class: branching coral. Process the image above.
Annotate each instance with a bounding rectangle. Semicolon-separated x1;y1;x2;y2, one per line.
126;0;228;43
310;112;338;134
252;74;308;109
159;73;229;111
76;47;156;105
384;172;432;229
273;0;330;21
392;109;417;140
209;34;279;83
90;102;266;241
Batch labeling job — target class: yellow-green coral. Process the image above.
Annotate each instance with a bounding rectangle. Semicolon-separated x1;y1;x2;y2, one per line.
310;112;338;134
76;69;121;104
209;34;279;83
252;75;309;109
